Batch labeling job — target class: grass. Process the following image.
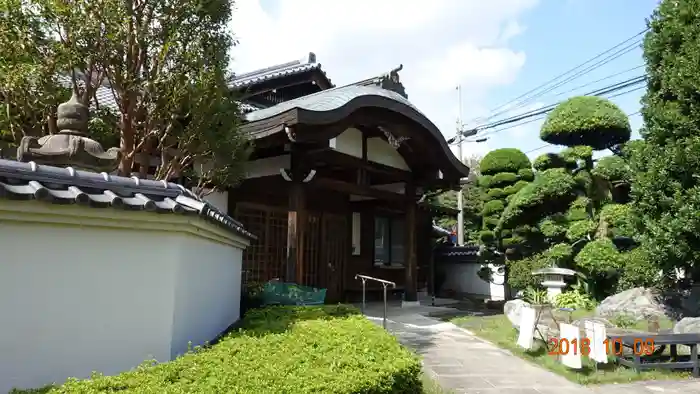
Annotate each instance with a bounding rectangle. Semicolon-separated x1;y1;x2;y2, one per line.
421;373;453;394
450;311;692;385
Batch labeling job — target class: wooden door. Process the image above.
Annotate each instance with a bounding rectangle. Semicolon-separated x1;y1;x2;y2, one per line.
320;213;348;302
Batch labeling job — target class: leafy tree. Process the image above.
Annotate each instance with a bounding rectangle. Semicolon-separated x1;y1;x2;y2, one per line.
630;0;700;284
432;154;483;241
0;0;250;195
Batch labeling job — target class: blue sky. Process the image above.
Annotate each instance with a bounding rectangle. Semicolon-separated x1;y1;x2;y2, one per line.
474;0;660;159
230;0;661;162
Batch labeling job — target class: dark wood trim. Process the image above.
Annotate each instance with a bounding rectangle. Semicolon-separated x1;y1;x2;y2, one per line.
240;94;470;180
404;183;418;302
306;148;412;183
311;177;407;201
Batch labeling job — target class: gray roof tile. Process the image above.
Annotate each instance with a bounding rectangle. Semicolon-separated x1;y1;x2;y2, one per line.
56;75;261;114
0;159;255;240
232;62;322;88
245;84;424;123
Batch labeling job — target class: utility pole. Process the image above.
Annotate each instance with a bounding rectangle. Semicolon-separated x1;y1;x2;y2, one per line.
456;85;464;246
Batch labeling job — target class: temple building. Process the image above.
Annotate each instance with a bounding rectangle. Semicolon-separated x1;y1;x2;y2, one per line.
229;53;469;303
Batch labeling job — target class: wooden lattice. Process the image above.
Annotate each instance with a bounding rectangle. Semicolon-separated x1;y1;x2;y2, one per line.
235;203;288;285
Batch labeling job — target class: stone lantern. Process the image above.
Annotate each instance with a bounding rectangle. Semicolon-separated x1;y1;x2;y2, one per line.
532;267;577;303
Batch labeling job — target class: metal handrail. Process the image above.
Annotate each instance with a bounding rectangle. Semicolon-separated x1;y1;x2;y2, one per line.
354;274;396;329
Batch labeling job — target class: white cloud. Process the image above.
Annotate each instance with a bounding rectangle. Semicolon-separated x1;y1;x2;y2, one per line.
229;0;540;158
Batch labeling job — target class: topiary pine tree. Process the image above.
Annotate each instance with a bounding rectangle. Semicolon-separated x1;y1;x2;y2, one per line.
475;148;533;291
498;95;648;298
629;0;700;286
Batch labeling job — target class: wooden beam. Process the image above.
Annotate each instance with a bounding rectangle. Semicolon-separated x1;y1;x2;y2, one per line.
306;148;412;182
286;148;308;284
311;177;407;201
404;183;418;302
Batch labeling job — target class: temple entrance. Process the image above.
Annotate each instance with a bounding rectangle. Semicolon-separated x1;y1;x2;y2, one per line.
235;203;347;301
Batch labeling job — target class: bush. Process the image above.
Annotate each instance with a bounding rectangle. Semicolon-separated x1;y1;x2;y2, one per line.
499;168;578;229
574;238;622;275
503;180;529;196
480;148;531;176
555;291;595;310
491;172;519;187
560;145;593;161
478;175;493;188
599;203;637;239
617;245;661;291
41;306;423;394
482;200;505;216
592;155;632;182
508;255;548;290
566;219;596;241
540;96;631;150
517;168;535;181
533;153;567;171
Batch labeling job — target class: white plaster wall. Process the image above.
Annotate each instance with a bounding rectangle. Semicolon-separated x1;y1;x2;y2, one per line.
440;263;505;301
366;137;410;170
329;127;363;157
170;236;242;358
0;210;245;392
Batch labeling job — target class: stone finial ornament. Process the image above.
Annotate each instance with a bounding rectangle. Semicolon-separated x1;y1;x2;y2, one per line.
17;92;121;172
377;64;407;99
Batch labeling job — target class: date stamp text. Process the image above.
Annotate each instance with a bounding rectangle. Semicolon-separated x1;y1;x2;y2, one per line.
548;337;656;356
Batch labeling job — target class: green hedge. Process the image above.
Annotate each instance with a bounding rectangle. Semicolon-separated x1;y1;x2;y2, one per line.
480;148;531;176
37;306;422;394
540;96;631;150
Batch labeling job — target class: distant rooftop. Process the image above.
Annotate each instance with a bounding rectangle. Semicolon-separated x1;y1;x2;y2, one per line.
231;52;333;89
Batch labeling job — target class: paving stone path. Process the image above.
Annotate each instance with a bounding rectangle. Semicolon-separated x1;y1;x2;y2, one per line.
364;309;700;394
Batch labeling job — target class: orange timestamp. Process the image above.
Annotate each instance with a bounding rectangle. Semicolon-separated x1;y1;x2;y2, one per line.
548;337;656;356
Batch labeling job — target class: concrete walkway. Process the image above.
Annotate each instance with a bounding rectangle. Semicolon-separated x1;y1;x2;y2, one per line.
362;303;700;393
363;305;594;393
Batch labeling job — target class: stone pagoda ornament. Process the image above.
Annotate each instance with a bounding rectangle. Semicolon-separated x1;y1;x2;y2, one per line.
17;92;121;172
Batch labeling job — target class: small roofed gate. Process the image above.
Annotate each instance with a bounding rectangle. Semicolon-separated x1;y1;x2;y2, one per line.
234;203;346;300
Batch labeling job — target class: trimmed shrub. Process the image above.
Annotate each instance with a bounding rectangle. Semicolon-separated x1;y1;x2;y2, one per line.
41;306;422;394
566;219;597;241
592;155;632;182
560;145;593;161
480;148;531;175
491;172;519;187
482;200;505;216
540;96;632;150
575;238;622;275
599;203;637;239
617;245;660;291
533;153;567;171
566;196;590;221
499;168;578;229
478;175;493;188
503;180;529;195
517;168;535;181
539;215;567;239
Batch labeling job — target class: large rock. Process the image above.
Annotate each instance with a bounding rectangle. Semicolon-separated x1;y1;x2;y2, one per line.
595;287;667;321
673;317;700;334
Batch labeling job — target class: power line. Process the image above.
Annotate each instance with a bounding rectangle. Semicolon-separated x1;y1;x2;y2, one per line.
469;28;649;125
451;75;647;144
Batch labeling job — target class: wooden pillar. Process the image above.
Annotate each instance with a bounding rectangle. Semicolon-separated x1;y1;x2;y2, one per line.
404;184;418;302
286;151;307;284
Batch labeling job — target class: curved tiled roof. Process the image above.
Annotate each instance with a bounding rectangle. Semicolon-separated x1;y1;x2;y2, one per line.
243;84;470;179
0;159;255;240
245;84;422;122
